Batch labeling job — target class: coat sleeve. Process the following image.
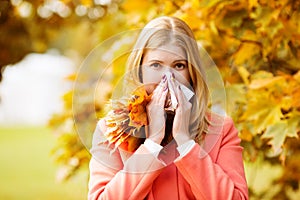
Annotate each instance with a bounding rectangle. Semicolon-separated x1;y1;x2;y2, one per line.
88;119;165;200
174;117;248;200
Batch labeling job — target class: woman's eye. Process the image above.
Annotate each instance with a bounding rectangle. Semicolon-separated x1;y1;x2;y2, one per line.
174;63;186;70
149;63;161;68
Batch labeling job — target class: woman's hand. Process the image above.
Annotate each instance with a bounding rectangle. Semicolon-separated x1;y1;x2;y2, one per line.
146;76;168;144
171;75;192;146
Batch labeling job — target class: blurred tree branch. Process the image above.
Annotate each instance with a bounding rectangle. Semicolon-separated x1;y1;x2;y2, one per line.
0;0;122;81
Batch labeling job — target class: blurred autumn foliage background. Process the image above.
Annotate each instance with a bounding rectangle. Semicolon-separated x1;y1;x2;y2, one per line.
1;0;300;199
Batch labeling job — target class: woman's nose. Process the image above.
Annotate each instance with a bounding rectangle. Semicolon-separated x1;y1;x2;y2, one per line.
161;66;174;77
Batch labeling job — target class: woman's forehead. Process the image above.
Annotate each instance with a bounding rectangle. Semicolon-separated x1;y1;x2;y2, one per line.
143;45;187;60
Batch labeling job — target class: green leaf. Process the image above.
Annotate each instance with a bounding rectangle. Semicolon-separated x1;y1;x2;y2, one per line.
263;117;299;153
286;112;300;138
221;9;248;28
225;83;246;114
263;121;287;152
241;99;283;133
287;119;299;138
226;83;246;102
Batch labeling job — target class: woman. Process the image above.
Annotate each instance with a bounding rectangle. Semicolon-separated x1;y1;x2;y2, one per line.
88;16;248;200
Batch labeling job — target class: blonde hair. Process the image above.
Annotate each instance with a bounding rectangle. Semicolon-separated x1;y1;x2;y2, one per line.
124;16;209;143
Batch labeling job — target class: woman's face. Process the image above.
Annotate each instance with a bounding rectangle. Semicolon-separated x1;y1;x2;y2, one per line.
141;44;191;94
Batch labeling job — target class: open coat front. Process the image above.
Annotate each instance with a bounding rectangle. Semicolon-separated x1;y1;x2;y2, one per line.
88;116;248;200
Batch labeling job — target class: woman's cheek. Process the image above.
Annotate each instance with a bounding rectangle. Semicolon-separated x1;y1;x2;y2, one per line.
142;67;163;82
144;84;157;95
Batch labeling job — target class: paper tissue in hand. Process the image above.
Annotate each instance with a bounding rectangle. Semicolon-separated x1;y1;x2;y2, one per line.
164;72;194;112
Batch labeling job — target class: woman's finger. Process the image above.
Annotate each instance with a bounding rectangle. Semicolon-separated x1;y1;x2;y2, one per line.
151;78;167;104
158;86;168;106
152;79;164;95
176;85;183;105
169;73;179;98
176;85;186;104
176;84;192;109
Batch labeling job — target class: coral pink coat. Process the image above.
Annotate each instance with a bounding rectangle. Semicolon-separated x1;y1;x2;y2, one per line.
88;116;248;200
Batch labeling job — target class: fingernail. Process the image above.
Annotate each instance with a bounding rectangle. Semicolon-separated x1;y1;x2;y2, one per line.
172;73;175;78
163;75;167;82
162;74;166;80
163;85;168;91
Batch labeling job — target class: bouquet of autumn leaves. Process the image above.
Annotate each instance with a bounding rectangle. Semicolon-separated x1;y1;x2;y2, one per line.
101;87;152;152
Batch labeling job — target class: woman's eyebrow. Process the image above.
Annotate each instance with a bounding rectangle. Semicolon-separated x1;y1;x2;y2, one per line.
146;59;164;63
145;59;187;63
173;59;188;63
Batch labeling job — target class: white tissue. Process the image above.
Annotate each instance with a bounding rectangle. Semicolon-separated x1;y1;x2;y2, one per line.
165;72;194;110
